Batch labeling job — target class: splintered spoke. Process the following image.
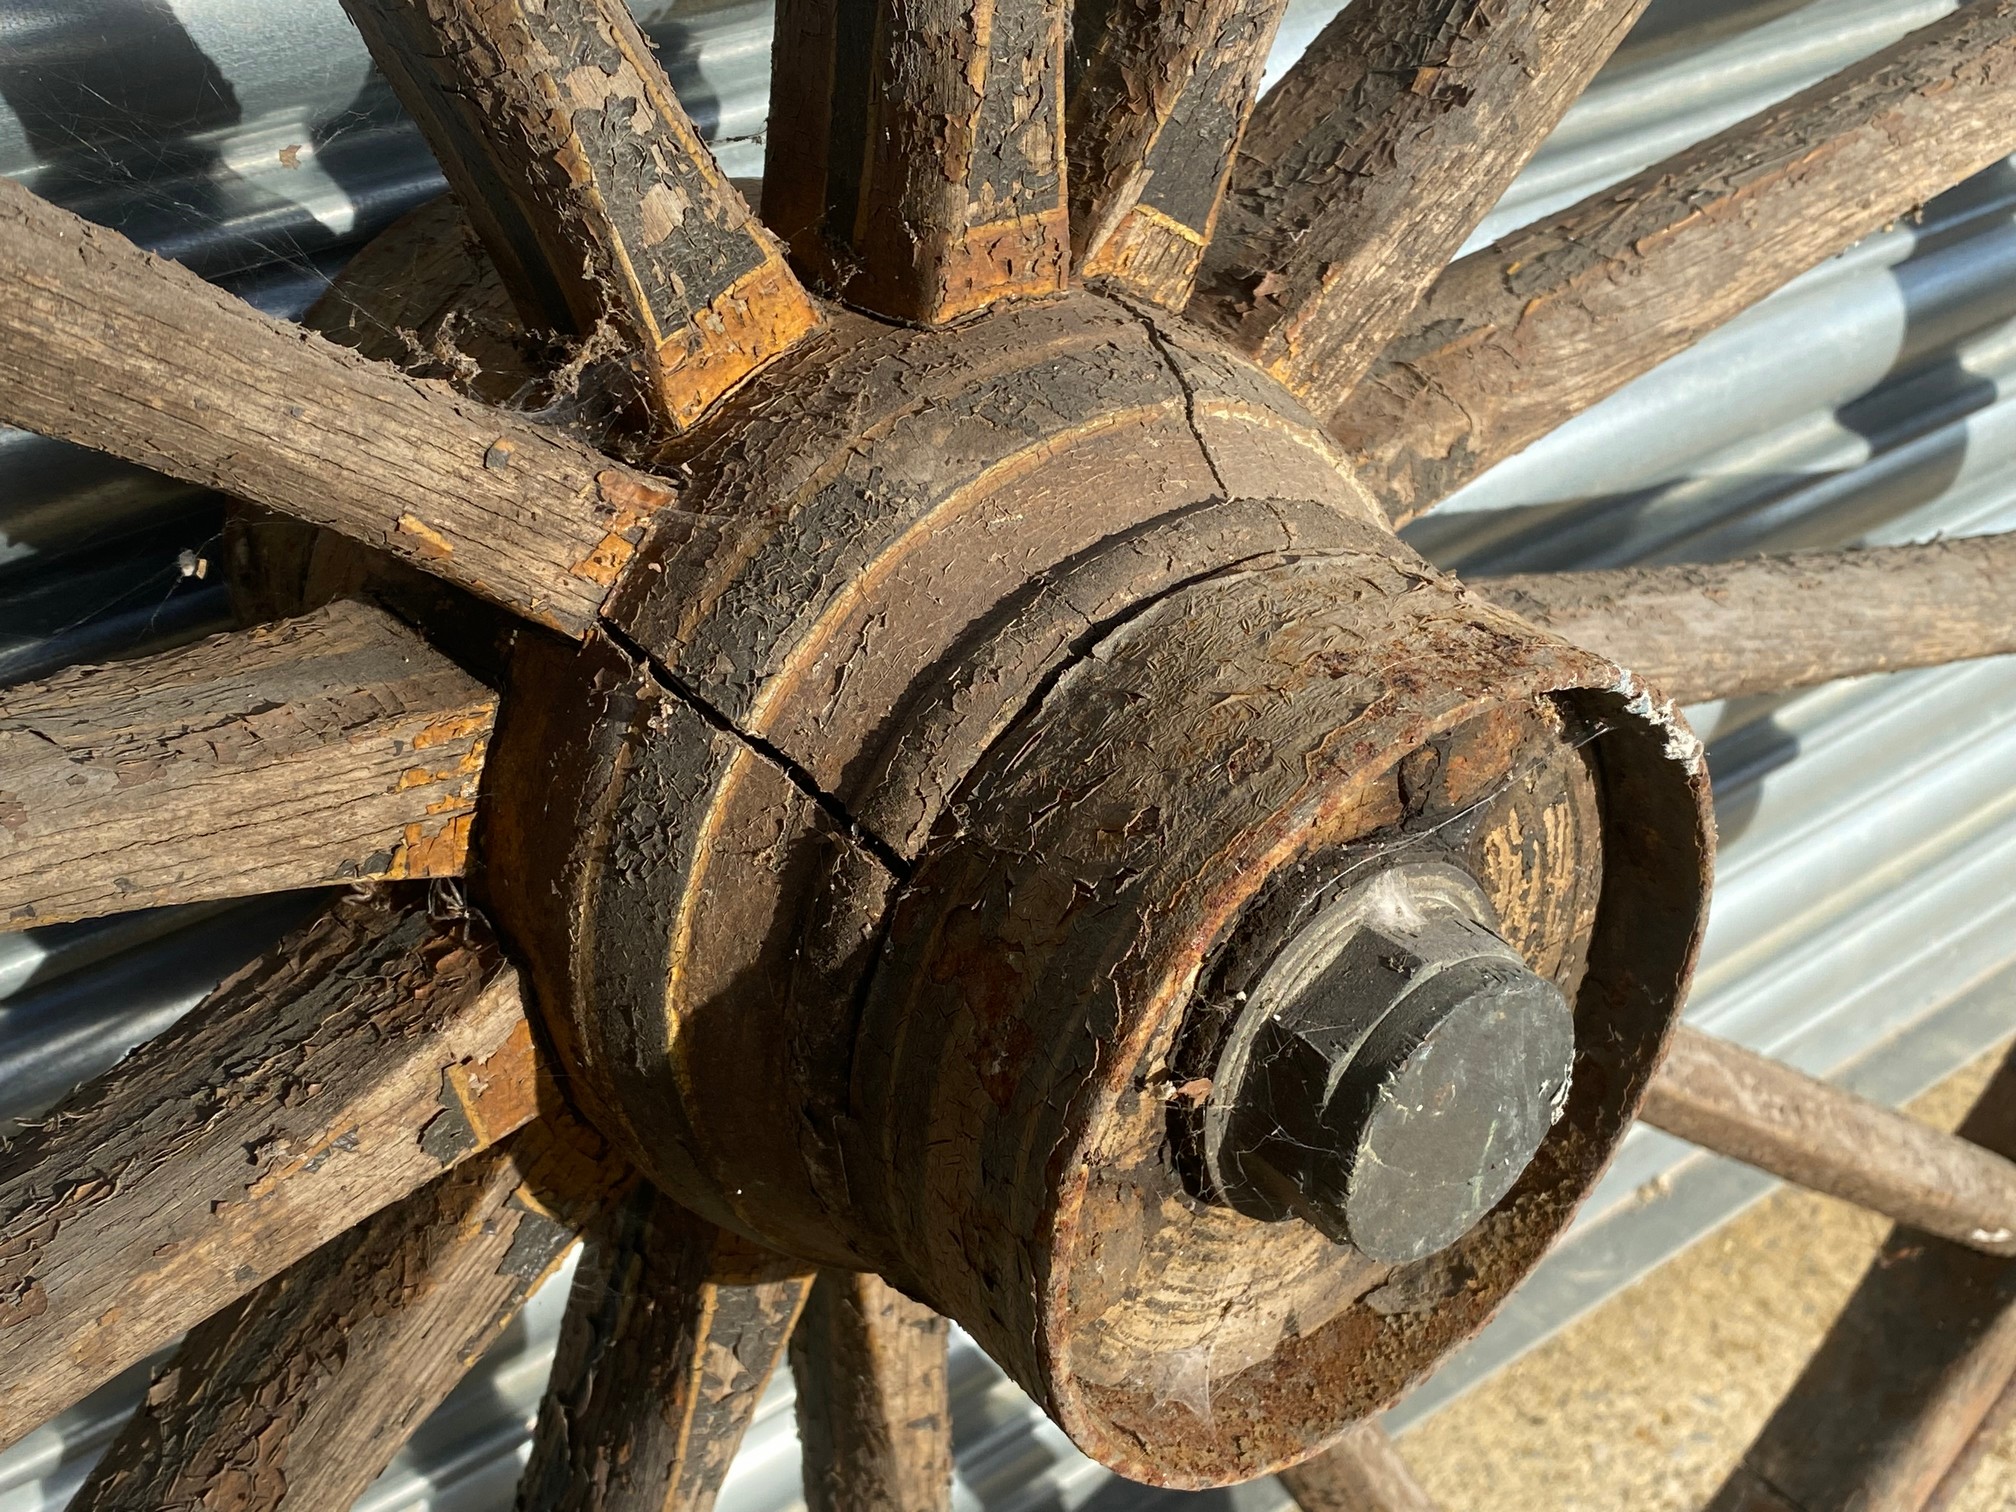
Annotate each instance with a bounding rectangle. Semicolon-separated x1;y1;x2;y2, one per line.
1339;0;2016;526
1188;0;1647;403
0;178;678;637
516;1185;811;1512
1067;0;1289;309
791;1271;954;1512
1280;1421;1441;1512
1708;1042;2016;1512
71;1120;625;1512
1477;533;2016;705
1643;1027;2016;1257
0;892;539;1452
339;0;820;434
0;602;494;927
765;0;1069;323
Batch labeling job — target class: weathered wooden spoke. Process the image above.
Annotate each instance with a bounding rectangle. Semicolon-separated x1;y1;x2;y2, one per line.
1280;1421;1441;1512
0;891;539;1451
0;177;676;635
1188;0;1649;404
764;0;1069;322
791;1270;954;1512
516;1184;811;1512
1337;0;2016;526
1477;533;2016;705
339;0;820;436
0;601;493;926
71;1120;623;1512
1067;0;1288;308
1643;1026;2016;1257
1708;1041;2016;1512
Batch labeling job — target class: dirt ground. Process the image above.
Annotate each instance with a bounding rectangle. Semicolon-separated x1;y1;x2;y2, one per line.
1396;1040;2016;1512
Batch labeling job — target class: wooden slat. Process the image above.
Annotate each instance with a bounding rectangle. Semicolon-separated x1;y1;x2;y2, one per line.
791;1271;953;1512
1642;1026;2016;1256
1476;534;2016;706
1336;0;2016;527
339;0;820;436
1066;0;1289;308
71;1120;625;1512
1708;1042;2016;1512
0;892;540;1453
516;1185;811;1512
1187;0;1647;404
0;601;493;927
764;0;1069;324
1280;1422;1441;1512
0;177;679;637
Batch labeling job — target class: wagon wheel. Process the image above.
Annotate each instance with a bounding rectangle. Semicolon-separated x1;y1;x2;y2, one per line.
4;1;2016;1508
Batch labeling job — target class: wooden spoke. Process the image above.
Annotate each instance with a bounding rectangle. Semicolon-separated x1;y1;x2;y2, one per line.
1280;1421;1441;1512
71;1119;625;1512
1066;0;1289;309
790;1270;954;1512
1187;0;1648;404
1476;534;2016;705
1707;1041;2016;1512
516;1184;811;1512
0;601;493;927
0;177;679;637
764;0;1069;323
1337;0;2016;526
339;0;820;436
1642;1026;2016;1257
0;891;539;1452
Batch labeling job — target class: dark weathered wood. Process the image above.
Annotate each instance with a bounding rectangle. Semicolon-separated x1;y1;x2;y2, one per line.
1188;0;1648;404
516;1185;811;1512
791;1271;953;1512
0;601;494;927
1338;0;2016;525
1708;1042;2016;1512
1643;1026;2016;1256
1477;534;2016;705
764;0;1069;323
1279;1422;1441;1512
339;0;820;435
1067;0;1288;308
72;1120;623;1512
0;892;540;1452
0;176;679;636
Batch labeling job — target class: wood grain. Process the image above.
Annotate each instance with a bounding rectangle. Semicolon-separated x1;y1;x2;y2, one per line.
1474;534;2016;705
0;176;678;636
1708;1042;2016;1512
1337;0;2016;526
765;0;1069;322
340;0;820;436
0;601;493;927
516;1184;811;1512
1067;0;1288;308
1280;1421;1442;1512
72;1120;623;1512
1188;0;1647;404
0;892;540;1452
791;1271;953;1512
1643;1026;2016;1256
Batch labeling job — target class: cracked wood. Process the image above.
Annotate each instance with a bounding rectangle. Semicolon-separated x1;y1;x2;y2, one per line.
1189;0;1648;404
0;600;493;927
340;0;820;435
1474;533;2016;705
1337;0;2016;525
0;892;539;1452
0;176;678;635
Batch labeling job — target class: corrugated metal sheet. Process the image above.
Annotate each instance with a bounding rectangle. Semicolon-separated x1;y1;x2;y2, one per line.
4;0;2015;1506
